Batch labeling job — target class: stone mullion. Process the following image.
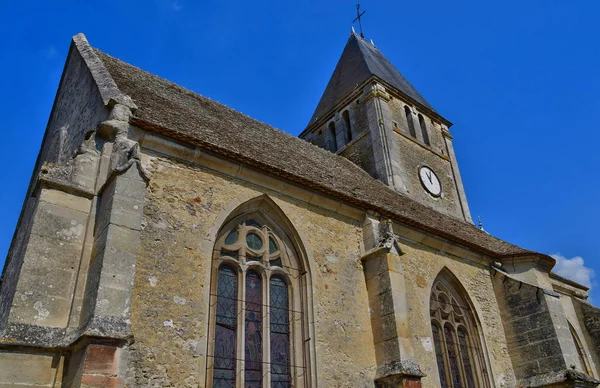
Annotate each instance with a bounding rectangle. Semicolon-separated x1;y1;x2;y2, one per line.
238;268;246;388
438;322;453;388
291;277;304;388
264;270;272;388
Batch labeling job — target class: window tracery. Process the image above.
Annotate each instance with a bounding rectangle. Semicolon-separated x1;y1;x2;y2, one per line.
430;274;490;388
208;216;307;388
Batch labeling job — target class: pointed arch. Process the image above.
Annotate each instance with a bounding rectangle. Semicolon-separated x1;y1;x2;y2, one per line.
429;268;491;388
404;105;416;138
568;321;594;377
205;195;316;388
418;113;430;146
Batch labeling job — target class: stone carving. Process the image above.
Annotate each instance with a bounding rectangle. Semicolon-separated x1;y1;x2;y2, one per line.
377;219;403;255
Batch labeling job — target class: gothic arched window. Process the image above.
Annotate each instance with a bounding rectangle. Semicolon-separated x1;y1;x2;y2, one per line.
208;212;309;388
569;322;594;377
404;106;416;138
430;273;490;388
328;121;338;152
418;114;430;146
343;110;352;143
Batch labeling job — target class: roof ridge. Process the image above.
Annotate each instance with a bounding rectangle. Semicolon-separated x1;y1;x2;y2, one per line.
72;33;136;110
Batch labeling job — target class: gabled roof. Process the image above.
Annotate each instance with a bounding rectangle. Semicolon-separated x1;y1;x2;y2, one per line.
307;32;435;127
82;34;551;264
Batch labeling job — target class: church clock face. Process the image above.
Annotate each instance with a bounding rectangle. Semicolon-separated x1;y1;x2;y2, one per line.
419;166;442;197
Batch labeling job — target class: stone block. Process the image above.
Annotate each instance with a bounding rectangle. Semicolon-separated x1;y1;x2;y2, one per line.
83;344;117;375
0;350;59;385
40;188;92;213
30;201;88;244
81;375;125;388
374;337;401;366
372;313;399;343
366;271;392;297
368;289;396;319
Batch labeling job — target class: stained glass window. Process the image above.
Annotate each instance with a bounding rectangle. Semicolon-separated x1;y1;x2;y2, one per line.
433;324;449;388
245;271;262;388
430;273;490;388
213;265;238;388
458;329;476;388
269;237;278;254
270;276;291;388
246;233;263;250
225;230;238;246
210;216;305;388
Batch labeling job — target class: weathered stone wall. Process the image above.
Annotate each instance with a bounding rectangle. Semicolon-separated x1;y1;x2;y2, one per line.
340;132;376;178
0;349;65;386
397;233;516;387
126;154;377;387
494;275;568;381
558;294;599;377
387;99;464;220
575;299;600;376
42;44;108;166
6;189;91;328
0;42;108;329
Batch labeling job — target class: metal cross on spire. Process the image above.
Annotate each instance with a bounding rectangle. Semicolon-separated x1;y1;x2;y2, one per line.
353;4;366;38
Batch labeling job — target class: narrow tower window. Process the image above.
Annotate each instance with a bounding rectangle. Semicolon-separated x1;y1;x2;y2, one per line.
404;106;416;138
343;110;352;143
418;114;430;146
328;121;338;152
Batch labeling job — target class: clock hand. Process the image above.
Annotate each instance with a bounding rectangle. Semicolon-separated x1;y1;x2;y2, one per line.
426;171;432;184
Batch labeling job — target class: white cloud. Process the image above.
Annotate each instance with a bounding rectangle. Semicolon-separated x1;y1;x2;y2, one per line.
551;253;595;289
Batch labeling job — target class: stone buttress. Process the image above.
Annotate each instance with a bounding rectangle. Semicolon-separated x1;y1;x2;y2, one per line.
0;34;147;387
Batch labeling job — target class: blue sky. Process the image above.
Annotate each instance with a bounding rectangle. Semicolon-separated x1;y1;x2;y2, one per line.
0;0;598;303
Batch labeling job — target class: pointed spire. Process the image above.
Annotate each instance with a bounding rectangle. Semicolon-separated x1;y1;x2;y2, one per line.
306;34;435;127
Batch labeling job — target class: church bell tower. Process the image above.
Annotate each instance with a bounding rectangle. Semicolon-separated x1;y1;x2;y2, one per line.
299;31;473;223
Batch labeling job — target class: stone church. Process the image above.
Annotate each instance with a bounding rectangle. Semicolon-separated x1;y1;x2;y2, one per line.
0;31;598;388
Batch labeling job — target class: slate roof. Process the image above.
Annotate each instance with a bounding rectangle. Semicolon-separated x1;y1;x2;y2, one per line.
90;40;551;264
307;33;435;127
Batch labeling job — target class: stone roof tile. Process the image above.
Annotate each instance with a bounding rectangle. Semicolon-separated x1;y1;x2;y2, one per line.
307;33;435;127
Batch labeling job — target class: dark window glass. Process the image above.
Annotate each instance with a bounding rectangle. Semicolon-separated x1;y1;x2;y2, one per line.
225;230;238;245
459;329;476;388
328;122;338;152
220;249;239;261
214;265;238;388
270;257;282;267
445;326;462;387
246;233;263;250
405;106;416;138
418;114;430;146
269;237;278;254
270;276;291;388
245;271;262;388
246;219;261;228
343;110;352;143
433;324;449;388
